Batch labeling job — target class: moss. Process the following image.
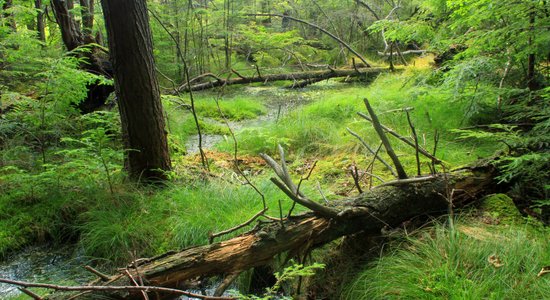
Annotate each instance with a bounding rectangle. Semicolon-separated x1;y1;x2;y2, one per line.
479;193;524;225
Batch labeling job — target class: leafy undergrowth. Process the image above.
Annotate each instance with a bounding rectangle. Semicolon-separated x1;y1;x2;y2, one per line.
341;216;550;299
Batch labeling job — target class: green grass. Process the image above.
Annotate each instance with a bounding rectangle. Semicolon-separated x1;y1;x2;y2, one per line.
76;178;304;265
341;220;550;299
216;69;498;169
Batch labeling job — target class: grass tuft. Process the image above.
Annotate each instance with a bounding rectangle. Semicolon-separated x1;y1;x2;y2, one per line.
342;220;550;299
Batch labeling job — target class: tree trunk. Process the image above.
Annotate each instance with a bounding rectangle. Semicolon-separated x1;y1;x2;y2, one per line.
35;0;46;42
101;0;171;181
175;67;387;93
79;0;94;43
51;0;83;51
45;163;495;299
51;0;114;113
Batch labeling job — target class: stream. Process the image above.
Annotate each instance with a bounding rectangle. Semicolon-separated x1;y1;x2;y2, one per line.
0;81;348;299
0;245;94;299
185;85;313;153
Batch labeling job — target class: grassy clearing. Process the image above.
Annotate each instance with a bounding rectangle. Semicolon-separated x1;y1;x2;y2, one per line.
341;219;550;299
216;65;498;171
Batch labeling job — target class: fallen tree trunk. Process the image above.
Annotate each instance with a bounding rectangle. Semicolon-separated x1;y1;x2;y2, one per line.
43;163;495;300
174;67;387;93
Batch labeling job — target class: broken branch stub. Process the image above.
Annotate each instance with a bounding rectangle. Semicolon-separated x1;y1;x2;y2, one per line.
260;147;339;218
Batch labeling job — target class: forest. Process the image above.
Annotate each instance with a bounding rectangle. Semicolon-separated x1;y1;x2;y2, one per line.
0;0;549;299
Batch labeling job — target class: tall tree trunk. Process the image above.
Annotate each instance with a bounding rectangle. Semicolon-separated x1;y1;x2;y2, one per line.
51;0;83;51
51;0;114;113
101;0;171;181
79;0;94;43
35;0;46;42
527;7;537;90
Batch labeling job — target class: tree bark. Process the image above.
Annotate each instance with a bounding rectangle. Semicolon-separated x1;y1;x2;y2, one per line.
51;0;114;113
101;0;171;181
51;0;83;51
79;0;94;43
46;163;495;299
176;67;387;93
35;0;46;42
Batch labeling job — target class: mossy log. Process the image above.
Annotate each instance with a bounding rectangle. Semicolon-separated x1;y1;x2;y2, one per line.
45;164;495;300
174;67;387;93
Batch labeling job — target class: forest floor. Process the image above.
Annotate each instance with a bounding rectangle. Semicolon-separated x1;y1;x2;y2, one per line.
1;56;549;299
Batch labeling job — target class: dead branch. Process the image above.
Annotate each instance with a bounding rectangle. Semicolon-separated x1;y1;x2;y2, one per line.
377;49;429;56
175;67;386;93
364;99;408;179
0;278;234;300
247;13;371;67
357;111;442;163
346;128;397;176
406;110;421;175
260;146;339;218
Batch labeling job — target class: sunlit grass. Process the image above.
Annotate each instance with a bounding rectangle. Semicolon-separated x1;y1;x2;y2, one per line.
341;220;550;299
215;69;499;169
76;178;303;265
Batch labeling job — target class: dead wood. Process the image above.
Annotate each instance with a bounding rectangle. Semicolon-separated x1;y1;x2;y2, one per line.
175;67;387;93
40;162;495;300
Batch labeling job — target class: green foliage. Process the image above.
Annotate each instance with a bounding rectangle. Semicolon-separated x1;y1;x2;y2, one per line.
233;262;325;300
342;220;550;299
77;179;297;264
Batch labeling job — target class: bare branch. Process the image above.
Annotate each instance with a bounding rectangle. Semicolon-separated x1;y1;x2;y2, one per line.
262;148;339;218
0;278;234;300
363;99;408;179
247;13;371;67
346;127;397;176
358;112;442;163
83;265;110;282
209;208;268;243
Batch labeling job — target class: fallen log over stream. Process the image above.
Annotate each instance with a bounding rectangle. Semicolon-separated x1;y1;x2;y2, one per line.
5;100;498;300
174;67;387;93
37;162;495;300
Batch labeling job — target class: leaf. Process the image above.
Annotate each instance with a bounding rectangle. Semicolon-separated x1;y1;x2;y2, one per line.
487;254;504;268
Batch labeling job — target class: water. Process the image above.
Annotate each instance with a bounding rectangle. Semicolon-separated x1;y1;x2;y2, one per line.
185;85;313;153
0;245;94;298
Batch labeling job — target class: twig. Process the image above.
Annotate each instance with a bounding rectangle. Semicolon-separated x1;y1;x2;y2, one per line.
269;177;338;218
214;95;267;209
350;163;363;194
297;160;318;195
432;129;440;174
231;68;247;80
83;265;110;282
363;99;408;179
254;64;263;80
405;110;421;176
346;128;397;176
364;171;385;184
358;111;441;163
316;182;329;205
214;272;240;297
149;9;209;170
18;288;43;300
373;175;437;189
0;278;235;300
124;269;149;300
209;208;268;243
247;13;371;67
